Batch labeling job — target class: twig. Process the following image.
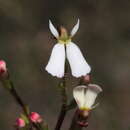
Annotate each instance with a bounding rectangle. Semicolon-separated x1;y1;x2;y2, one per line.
1;79;41;130
55;61;68;130
9;81;29;116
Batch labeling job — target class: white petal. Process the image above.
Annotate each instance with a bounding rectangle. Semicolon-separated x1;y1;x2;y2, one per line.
73;85;86;109
49;20;59;38
70;19;80;37
84;84;102;109
45;43;65;78
66;42;91;77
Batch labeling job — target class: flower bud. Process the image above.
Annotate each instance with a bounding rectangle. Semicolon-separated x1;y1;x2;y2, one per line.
0;60;8;79
83;75;90;83
16;118;25;128
0;60;7;74
29;112;42;123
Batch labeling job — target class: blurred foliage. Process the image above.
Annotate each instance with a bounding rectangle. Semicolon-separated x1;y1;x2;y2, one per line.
0;0;130;130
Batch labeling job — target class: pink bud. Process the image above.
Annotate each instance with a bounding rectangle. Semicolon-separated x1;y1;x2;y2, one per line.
0;60;7;74
16;118;25;128
83;75;90;83
29;112;42;123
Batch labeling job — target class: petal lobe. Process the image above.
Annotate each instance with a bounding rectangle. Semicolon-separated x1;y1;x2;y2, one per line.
49;20;59;38
66;42;91;77
71;19;80;37
45;43;65;78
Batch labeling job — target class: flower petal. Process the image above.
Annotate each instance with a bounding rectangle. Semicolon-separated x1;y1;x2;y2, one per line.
84;84;102;109
45;43;65;78
66;42;91;77
73;85;86;109
49;20;59;38
70;19;80;37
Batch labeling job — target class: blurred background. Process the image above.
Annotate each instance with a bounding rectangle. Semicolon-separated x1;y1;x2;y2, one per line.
0;0;130;129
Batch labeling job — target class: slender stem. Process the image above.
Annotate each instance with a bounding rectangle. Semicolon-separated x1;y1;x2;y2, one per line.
1;79;29;116
9;81;29;116
55;61;68;130
55;78;67;130
55;104;67;130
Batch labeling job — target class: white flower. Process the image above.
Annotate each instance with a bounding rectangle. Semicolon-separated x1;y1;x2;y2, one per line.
73;84;102;110
45;19;91;78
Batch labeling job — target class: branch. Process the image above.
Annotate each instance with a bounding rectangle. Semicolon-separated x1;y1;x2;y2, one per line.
55;76;67;130
55;60;68;130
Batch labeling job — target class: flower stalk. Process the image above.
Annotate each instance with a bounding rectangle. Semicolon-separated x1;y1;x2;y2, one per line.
55;61;68;130
1;79;29;116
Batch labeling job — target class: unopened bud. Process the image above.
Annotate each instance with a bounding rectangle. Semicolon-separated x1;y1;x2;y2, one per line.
83;75;90;83
29;112;43;123
0;60;8;79
0;60;7;74
16;118;25;128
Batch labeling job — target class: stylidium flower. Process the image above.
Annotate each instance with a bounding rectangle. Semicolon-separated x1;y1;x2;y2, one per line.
45;19;91;78
73;84;102;111
29;112;43;123
16;118;25;128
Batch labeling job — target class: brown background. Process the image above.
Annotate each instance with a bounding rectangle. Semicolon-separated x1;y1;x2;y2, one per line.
0;0;130;129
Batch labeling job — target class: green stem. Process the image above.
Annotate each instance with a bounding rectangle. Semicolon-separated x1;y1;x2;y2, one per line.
55;61;68;130
10;85;28;116
66;99;77;111
2;80;29;116
55;78;67;130
1;79;42;130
